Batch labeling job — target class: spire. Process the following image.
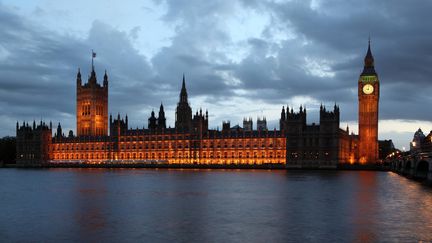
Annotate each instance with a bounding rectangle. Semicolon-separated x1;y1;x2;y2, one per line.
182;73;186;89
365;38;374;65
57;122;62;139
103;70;108;87
160;102;164;112
180;73;188;103
281;106;286;120
361;38;376;75
158;102;166;129
77;68;82;86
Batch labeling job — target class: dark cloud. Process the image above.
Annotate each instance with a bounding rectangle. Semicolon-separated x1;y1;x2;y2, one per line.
0;0;431;148
0;5;159;134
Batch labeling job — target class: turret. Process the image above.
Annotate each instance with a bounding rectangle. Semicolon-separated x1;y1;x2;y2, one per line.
243;117;253;131
280;106;286;131
103;70;108;87
158;102;166;129
149;110;157;130
286;106;307;131
175;74;193;132
56;123;62;139
222;121;231;132
77;68;82;86
257;117;267;131
281;106;286;120
319;104;340;133
110;114;128;137
180;73;188;103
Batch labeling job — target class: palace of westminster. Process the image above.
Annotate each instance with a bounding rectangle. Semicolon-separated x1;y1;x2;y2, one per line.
16;42;382;167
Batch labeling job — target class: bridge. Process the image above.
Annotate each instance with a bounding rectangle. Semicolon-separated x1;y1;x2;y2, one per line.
390;151;432;182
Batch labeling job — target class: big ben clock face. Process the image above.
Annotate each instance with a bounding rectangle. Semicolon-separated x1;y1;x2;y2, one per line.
362;84;374;94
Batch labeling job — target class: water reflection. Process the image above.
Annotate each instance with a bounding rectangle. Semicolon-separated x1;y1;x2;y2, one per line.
73;169;109;241
351;171;379;242
1;169;432;241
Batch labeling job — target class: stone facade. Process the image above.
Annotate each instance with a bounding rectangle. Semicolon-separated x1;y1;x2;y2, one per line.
17;44;384;166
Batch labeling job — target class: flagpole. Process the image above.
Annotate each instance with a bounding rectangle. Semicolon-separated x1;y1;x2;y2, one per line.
91;49;94;70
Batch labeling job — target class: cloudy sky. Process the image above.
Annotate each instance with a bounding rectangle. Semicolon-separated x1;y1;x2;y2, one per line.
0;0;431;149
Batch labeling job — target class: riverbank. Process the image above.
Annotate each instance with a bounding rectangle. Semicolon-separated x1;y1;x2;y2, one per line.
2;162;390;171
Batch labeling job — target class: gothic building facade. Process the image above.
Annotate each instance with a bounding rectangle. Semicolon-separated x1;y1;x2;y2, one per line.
16;43;380;166
281;105;357;168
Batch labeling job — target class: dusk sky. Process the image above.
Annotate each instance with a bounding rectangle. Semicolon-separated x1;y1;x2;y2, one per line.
0;0;431;149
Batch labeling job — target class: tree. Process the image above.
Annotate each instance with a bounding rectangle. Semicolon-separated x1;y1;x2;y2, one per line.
0;136;16;164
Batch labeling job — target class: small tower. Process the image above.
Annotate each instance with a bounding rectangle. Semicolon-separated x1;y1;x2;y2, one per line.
158;103;166;129
222;121;231;132
77;68;82;86
257;117;267;131
148;110;157;130
56;123;63;139
243;117;253;131
192;108;209;134
280;106;286;131
110;113;128;137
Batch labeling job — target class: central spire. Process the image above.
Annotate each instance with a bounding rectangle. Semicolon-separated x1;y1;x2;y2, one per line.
180;73;188;103
175;73;192;132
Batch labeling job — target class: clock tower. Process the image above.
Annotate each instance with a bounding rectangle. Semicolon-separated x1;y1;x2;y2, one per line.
358;40;380;163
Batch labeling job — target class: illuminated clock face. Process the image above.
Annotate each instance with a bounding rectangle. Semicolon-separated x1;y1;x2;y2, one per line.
362;84;374;94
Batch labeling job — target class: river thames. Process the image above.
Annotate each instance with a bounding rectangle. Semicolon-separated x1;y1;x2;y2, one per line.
1;169;432;242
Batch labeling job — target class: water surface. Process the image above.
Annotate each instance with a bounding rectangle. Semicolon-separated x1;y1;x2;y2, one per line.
1;169;431;242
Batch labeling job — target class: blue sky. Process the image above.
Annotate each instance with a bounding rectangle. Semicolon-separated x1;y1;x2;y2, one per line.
1;0;432;149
